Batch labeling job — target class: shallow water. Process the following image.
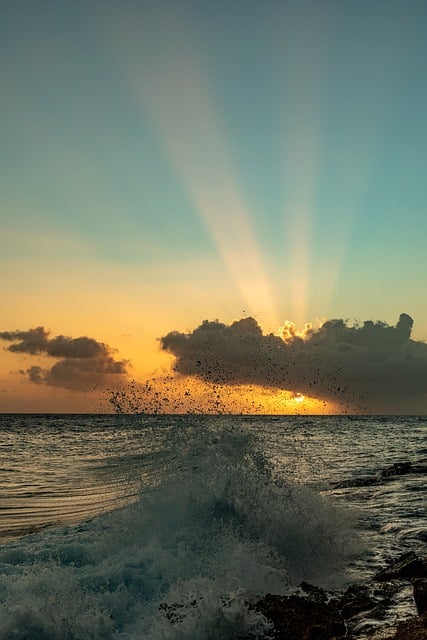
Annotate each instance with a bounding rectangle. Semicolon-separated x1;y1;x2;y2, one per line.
0;414;425;638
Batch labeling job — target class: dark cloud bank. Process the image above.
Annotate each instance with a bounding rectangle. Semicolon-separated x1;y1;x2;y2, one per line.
2;316;427;413
161;314;427;413
0;327;128;391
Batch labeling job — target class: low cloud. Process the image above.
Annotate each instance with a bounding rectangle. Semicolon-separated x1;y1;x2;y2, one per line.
161;314;427;413
0;327;49;355
0;327;128;391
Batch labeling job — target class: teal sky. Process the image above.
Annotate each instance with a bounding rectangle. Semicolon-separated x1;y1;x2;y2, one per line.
1;0;427;369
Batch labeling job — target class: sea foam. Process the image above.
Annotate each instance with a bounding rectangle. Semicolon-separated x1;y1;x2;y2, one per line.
0;418;360;639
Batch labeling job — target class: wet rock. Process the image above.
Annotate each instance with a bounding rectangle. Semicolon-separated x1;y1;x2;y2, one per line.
299;580;328;603
333;458;427;491
412;464;427;474
414;579;427;615
376;551;427;581
338;583;377;619
381;461;412;478
382;611;427;639
251;593;346;640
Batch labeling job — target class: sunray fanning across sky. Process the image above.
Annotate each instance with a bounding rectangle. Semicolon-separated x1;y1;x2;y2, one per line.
108;3;280;329
1;0;427;412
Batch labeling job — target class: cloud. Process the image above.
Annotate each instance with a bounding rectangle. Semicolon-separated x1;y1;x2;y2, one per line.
0;327;49;355
160;313;427;413
1;327;128;391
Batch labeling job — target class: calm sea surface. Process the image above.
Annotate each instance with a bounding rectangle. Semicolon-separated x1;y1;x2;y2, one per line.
0;414;425;639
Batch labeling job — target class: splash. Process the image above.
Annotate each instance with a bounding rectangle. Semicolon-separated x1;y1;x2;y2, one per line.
108;376;334;415
0;418;360;639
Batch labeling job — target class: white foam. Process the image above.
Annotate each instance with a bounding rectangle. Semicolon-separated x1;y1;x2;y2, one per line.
0;419;360;639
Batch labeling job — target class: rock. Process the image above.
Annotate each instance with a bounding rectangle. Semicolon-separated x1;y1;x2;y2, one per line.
376;551;427;581
338;584;377;619
381;461;412;478
333;459;427;490
252;593;346;640
412;465;427;474
299;581;328;603
414;579;427;615
382;611;427;639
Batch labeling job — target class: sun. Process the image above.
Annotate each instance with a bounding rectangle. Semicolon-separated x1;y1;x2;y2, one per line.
294;394;304;404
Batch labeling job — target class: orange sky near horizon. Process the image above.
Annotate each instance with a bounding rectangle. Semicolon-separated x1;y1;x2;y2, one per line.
2;2;427;414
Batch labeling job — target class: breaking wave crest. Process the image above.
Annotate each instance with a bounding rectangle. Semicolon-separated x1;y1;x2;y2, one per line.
0;419;360;639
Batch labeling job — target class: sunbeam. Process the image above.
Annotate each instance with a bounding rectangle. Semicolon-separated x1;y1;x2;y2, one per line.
109;5;279;329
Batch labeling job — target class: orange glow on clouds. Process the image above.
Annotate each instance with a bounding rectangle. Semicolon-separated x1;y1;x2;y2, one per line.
277;321;313;342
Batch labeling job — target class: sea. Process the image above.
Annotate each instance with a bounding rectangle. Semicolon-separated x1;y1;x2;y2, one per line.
0;414;425;639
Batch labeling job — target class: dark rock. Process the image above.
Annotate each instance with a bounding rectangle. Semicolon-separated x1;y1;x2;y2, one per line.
299;581;328;603
252;593;346;640
376;551;427;581
382;611;427;639
414;579;427;615
338;584;377;619
381;461;412;478
412;465;427;474
333;459;427;490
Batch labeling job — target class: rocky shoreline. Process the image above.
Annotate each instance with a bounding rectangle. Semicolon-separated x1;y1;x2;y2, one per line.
159;458;427;638
246;552;427;639
158;552;427;638
331;458;427;490
245;458;427;639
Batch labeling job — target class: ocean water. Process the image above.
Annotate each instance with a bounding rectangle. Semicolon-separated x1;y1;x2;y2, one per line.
0;414;425;639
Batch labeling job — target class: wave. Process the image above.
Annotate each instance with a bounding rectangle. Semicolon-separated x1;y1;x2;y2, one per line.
0;418;361;639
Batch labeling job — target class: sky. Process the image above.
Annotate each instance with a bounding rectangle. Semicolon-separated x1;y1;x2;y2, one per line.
1;0;427;414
